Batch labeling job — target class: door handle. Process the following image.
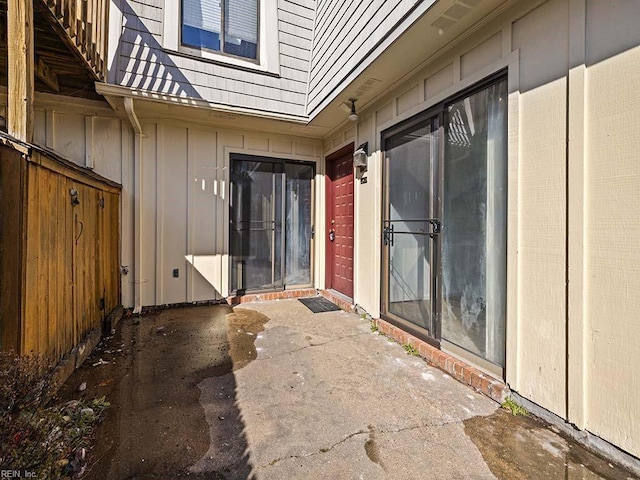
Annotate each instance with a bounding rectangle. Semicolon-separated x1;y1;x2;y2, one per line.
383;225;394;246
428;219;441;238
329;229;335;242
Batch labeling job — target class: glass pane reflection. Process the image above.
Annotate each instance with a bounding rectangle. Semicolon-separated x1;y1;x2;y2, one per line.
441;78;507;366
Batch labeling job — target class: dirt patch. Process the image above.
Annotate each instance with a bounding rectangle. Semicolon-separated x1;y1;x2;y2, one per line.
59;304;268;480
464;409;636;480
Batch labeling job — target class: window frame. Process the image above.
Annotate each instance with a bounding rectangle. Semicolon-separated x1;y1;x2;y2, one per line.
180;0;260;62
163;0;280;75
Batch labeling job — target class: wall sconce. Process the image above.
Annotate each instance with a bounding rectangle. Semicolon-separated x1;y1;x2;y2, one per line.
353;142;368;170
348;98;359;122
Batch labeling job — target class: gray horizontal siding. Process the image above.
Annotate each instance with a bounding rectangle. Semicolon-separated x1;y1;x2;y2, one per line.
279;29;313;51
128;0;163;22
278;0;314;20
308;0;423;113
123;14;163;38
115;0;313;117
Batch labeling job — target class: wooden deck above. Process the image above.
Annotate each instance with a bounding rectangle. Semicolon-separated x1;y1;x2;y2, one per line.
0;0;108;99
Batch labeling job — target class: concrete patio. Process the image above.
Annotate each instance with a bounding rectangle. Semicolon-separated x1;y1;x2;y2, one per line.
60;299;636;480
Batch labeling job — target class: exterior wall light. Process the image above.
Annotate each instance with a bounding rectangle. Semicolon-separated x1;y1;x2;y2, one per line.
348;98;359;122
353;142;368;170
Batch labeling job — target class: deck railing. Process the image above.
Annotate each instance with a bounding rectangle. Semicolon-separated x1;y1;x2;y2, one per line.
41;0;109;80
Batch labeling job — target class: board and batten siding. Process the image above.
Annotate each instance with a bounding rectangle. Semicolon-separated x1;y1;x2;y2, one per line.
129;121;323;307
581;0;640;460
322;0;640;461
308;0;437;115
2;95;135;309
111;0;314;116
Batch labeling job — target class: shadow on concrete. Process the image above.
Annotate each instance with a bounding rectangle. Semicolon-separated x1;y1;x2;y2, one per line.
59;304;266;480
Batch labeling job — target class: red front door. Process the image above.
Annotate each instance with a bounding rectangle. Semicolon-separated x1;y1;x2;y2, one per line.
325;145;354;298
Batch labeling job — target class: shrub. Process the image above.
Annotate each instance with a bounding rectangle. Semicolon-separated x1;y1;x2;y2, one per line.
0;351;109;479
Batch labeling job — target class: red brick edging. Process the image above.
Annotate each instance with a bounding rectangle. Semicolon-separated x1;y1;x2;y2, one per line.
319;290;356;313
374;318;509;404
226;288;317;305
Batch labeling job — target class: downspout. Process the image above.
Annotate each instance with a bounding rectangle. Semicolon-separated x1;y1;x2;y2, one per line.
123;97;144;314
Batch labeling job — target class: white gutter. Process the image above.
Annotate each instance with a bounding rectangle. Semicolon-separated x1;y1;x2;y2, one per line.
96;82;309;124
123;97;144;314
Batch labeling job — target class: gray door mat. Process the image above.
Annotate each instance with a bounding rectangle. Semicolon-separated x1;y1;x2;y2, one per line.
298;296;341;313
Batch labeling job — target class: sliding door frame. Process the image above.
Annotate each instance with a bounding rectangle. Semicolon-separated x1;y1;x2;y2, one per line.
229;154;315;295
380;70;508;375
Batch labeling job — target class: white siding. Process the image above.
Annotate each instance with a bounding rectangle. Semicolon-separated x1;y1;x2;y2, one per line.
511;0;569;419
583;0;640;459
322;0;640;461
113;0;315;116
14;98;130;186
308;0;436;114
135;122;322;306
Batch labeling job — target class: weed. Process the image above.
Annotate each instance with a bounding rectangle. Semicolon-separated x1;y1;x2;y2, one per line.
0;351;109;478
402;343;419;356
501;397;528;416
370;320;379;333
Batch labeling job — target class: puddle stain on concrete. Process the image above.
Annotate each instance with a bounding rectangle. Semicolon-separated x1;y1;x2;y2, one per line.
464;409;636;480
364;424;384;469
188;307;269;479
226;308;270;371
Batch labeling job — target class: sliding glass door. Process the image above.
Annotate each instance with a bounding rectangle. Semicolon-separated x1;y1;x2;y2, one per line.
230;156;314;293
285;163;314;287
441;78;507;367
382;75;507;371
382;118;440;338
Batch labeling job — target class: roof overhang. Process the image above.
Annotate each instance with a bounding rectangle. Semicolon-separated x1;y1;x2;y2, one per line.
307;0;522;135
97;0;526;140
95;83;327;138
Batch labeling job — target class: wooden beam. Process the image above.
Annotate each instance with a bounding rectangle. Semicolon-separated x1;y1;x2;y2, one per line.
8;0;35;143
69;0;77;38
54;0;64;20
35;56;61;93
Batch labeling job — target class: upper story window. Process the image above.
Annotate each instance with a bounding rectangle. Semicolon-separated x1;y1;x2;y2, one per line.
182;0;259;60
164;0;278;75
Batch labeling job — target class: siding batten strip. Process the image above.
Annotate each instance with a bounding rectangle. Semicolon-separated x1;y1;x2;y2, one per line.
186;128;194;302
156;124;164;305
566;0;587;430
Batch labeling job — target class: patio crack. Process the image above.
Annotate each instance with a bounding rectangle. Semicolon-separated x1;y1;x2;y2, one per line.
258;429;369;469
257;419;463;471
378;418;461;435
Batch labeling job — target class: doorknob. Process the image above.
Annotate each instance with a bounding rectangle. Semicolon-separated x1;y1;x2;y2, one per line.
329;229;335;242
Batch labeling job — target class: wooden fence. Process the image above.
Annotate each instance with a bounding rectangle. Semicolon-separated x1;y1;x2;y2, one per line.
0;140;120;363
